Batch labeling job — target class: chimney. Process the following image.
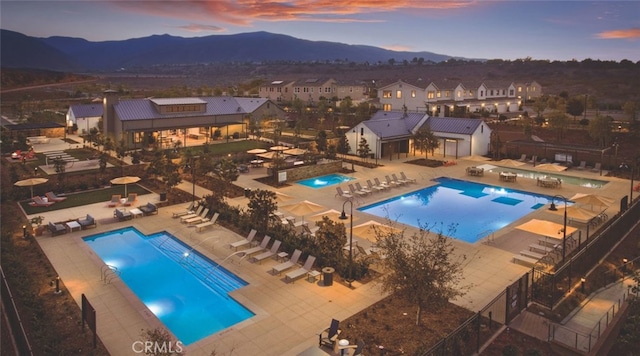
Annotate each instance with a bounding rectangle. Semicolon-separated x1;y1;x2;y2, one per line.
102;90;118;138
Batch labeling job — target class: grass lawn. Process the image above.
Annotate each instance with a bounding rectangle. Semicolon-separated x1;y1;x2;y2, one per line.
20;185;151;215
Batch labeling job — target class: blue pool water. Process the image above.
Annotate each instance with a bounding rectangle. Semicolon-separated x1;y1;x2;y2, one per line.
358;177;561;243
83;227;253;345
297;173;355;188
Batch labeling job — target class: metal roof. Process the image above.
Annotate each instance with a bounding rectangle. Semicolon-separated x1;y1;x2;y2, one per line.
150;98;206;105
363;111;428;139
69;104;103;118
423;117;484;135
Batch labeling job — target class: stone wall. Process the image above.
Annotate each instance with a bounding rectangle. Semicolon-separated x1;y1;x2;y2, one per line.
280;159;343;182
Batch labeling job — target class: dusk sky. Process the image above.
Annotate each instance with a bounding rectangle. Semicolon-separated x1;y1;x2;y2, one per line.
2;1;639;62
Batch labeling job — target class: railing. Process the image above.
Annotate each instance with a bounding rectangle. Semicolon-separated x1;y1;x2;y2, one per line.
478;229;494;244
0;267;34;355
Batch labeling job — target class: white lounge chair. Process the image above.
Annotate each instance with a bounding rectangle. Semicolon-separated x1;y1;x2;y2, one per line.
348;183;368;197
400;171;417;183
230;229;257;250
252;240;281;264
240;235;271;258
367;179;386;192
172;201;195;218
285;255;316;283
374;177;390;190
184;208;209;225
392;173;408;185
385;175;401;187
271;249;302;275
355;182;371;195
335;186;353;199
179;205;204;222
195;212;219;232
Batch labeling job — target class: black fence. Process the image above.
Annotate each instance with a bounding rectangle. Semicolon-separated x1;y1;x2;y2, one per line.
531;197;640;309
0;267;34;356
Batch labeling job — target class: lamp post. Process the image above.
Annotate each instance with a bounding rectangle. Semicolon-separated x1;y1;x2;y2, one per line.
34;167;38;176
339;200;354;288
549;195;568;263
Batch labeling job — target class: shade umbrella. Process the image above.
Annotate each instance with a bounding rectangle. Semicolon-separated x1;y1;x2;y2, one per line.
535;163;568;172
515;219;578;237
110;176;141;196
466;155;491;162
247;148;267;154
283;148;308;156
549;205;599;224
274;191;293;203
497;159;526;167
570;193;615;210
309;209;359;224
256;151;289;160
352;220;402;242
270;145;289;152
14;178;48;198
280;200;325;217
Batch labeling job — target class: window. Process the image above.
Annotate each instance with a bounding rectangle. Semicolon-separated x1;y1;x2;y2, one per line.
396;90;402;99
490;90;494;96
509;89;514;96
383;104;392;111
457;90;462;98
502;89;506;95
383;90;392;98
134;132;144;143
444;91;450;98
411;90;416;98
437;91;441;98
469;90;474;97
518;86;522;93
294;87;300;93
427;91;435;99
480;90;484;96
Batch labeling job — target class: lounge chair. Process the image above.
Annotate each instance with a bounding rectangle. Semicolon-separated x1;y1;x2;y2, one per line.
335;186;353;199
575;161;587;170
48;221;66;236
230;229;257;250
123;193;137;206
319;319;342;348
392;173;408;185
114;208;132;221
367;179;386;192
375;177;390;189
355;182;372;195
517;154;527;162
180;205;205;222
271;249;302;275
302;224;319;237
528;155;537;164
108;194;121;207
385;175;401;187
77;214;96;229
591;162;601;173
348;183;368;197
195;212;219;232
400;171;417;183
45;191;67;202
172;201;195;218
184;208;209;225
240;235;271;259
285;255;316;283
139;202;158;215
251;240;281;263
29;196;55;207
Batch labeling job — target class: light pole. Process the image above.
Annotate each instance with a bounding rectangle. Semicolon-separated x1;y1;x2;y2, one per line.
339;200;354;288
549;195;568;263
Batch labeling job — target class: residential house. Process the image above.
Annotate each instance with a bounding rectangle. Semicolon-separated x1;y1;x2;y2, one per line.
258;80;294;103
66;103;103;134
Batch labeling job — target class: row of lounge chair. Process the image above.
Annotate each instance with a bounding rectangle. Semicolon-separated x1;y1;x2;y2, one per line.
335;172;417;200
176;204;219;232
29;192;67;207
228;231;318;283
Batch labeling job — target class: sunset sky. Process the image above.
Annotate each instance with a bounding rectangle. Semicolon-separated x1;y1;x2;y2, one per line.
2;0;639;61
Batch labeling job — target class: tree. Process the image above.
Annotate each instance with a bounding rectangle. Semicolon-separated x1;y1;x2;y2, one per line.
161;158;182;193
566;97;585;121
315;130;328;153
336;134;350;158
212;158;239;198
547;110;569;141
623;100;638;124
413;126;439;158
376;224;467;326
357;137;371;161
588;115;613;147
114;138;128;176
246;189;277;232
311;217;347;274
52;156;67;186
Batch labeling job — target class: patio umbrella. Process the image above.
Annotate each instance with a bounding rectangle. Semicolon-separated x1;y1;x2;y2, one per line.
515;219;578;237
352;220;402;242
497;159;526;167
466;155;491;162
548;205;599;224
283;148;308;156
570;193;614;210
308;209;359;224
247;148;267;154
110;176;141;196
14;177;48;198
280;200;325;217
274;191;293;203
270;145;289;152
256;151;289;160
535;163;568;172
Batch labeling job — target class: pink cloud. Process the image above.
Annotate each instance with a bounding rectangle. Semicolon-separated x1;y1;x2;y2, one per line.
111;0;474;26
596;28;640;40
177;24;226;33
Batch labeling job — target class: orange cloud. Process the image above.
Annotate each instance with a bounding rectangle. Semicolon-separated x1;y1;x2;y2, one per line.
381;44;414;52
177;24;226;33
112;0;474;27
596;28;640;40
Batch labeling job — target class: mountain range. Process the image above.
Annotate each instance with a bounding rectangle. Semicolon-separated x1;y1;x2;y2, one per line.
1;29;456;72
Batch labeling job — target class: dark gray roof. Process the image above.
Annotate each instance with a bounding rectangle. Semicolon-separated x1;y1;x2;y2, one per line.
113;96;269;121
424;117;484;135
70;104;103;118
363;111;427;139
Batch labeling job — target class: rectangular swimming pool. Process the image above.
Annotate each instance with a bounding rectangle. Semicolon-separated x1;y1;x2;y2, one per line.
297;173;355;188
358;177;560;243
84;227;254;345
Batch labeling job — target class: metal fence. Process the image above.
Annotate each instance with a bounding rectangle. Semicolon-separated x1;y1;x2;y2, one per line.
0;267;34;356
531;198;640;309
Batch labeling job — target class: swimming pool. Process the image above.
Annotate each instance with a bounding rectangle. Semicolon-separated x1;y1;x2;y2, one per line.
297;173;355;188
83;227;253;345
480;165;608;188
358;177;560;243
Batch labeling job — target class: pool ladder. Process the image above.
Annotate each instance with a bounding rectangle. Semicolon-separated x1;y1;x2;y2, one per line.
101;265;121;285
478;230;495;244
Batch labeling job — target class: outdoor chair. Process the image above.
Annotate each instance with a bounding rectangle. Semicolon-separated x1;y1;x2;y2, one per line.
318;319;342;348
45;191;67;202
375;177;390;189
30;196;55;207
123;193;137;206
271;249;302;275
114;208;132;221
517;154;527;162
348;183;368;197
354;182;371;195
385;175;401;187
335;186;353;199
575;161;587;170
400;171;417;183
230;229;257;250
284;255;316;283
184;208;209;225
48;221;66;236
139;202;158;215
180;205;204;222
591;162;601;173
108;194;121;207
77;214;96;229
240;235;271;259
392;173;408;185
172;201;196;218
251;239;281;264
195;212;219;232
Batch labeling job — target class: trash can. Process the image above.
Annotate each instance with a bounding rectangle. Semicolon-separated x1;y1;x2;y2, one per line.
322;267;335;286
244;188;251;198
159;191;167;201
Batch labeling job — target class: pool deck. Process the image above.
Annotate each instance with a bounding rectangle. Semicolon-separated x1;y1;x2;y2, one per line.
24;143;633;355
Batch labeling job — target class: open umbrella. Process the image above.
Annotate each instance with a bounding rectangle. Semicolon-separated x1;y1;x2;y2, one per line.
110;176;141;196
270;145;289;152
280;200;325;217
256;151;288;160
283;148;308;156
497;159;526;167
515;219;578;237
352;220;402;242
570;193;614;210
247;148;267;154
535;163;568;172
274;191;293;203
308;209;359;224
14;178;48;198
548;205;599;224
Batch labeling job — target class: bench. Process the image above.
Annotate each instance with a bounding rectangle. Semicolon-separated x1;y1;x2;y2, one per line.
27;136;50;144
529;243;555;254
520;250;545;260
513;255;539;267
538;237;563;248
